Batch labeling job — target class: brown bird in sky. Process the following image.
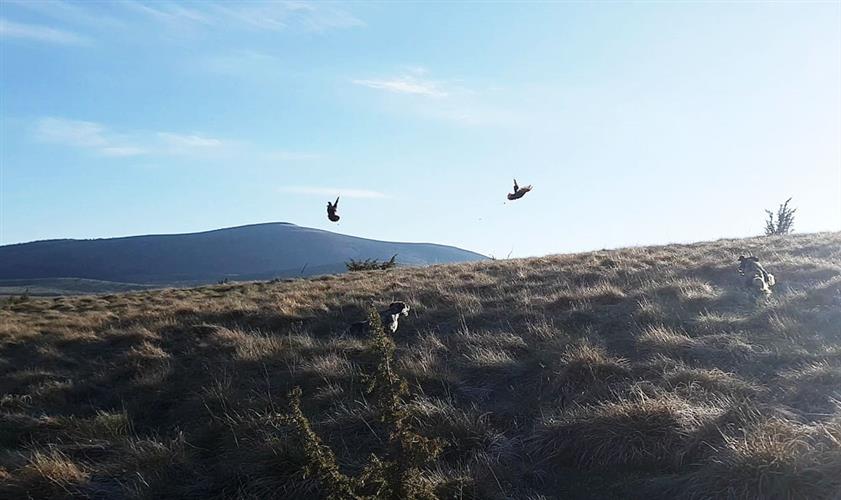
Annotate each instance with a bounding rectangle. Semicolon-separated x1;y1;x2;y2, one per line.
507;179;533;200
326;196;340;222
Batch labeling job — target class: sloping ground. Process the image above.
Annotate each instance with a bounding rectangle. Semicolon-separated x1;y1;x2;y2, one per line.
0;278;161;297
1;232;839;499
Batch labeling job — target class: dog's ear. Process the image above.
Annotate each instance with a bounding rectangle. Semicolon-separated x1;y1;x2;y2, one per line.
738;255;745;262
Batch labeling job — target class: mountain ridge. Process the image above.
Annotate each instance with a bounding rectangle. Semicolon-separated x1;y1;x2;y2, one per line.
0;222;487;291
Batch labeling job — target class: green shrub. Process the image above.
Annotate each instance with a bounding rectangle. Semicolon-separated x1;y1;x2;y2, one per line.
765;198;796;235
283;308;443;499
346;255;398;272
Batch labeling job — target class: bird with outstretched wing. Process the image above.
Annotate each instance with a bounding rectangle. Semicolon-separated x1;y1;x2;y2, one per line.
326;196;340;222
507;179;533;200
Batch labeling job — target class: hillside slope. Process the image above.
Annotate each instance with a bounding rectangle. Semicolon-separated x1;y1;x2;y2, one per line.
1;232;839;498
0;222;486;286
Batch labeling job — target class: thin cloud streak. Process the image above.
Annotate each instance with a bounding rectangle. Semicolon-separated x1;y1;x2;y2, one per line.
121;1;212;26
2;1;363;48
4;0;127;29
264;151;322;161
278;186;390;199
34;117;316;161
208;2;364;32
352;68;516;126
352;75;448;97
0;18;91;45
35;117;144;156
157;132;225;150
122;0;363;33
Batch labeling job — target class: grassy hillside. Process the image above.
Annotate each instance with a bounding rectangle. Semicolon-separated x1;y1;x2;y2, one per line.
1;232;839;499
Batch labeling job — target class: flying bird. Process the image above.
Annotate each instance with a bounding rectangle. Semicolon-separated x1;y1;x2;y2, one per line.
326;196;340;222
507;179;533;201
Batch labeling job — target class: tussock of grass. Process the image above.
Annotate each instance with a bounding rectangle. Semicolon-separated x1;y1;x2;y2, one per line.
408;397;504;461
664;367;759;397
548;342;631;402
551;282;626;309
780;361;841;415
637;325;756;365
666;418;841;499
300;353;355;379
211;327;287;361
397;333;449;381
654;278;720;303
530;392;723;470
634;297;668;325
2;448;90;498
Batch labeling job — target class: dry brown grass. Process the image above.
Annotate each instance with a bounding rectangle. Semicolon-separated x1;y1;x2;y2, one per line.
530;390;724;470
664;418;841;499
1;231;840;498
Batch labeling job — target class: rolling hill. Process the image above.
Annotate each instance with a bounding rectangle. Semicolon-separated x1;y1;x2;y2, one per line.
1;232;839;498
0;222;486;293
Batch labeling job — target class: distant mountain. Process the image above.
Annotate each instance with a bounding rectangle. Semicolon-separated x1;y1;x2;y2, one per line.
0;223;487;293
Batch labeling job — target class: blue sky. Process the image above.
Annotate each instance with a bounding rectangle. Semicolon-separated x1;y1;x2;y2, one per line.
1;1;839;258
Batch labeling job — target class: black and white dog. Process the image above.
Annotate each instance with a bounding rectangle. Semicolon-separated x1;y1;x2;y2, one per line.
349;302;411;334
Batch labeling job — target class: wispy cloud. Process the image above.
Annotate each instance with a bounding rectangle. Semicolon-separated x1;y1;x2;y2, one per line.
2;1;362;48
264;151;322;161
122;1;363;33
35;118;144;156
352;74;449;97
352;68;516;126
157;132;225;151
210;2;364;33
5;1;126;30
0;18;90;45
34;117;316;161
121;1;212;26
278;186;390;199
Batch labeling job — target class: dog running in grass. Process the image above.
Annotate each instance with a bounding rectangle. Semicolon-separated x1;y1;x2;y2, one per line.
349;302;410;334
738;255;776;296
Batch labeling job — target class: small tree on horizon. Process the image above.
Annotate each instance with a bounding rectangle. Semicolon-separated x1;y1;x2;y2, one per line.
764;198;796;236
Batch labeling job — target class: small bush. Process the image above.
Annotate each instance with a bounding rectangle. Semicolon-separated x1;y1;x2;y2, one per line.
765;197;796;235
346;254;398;272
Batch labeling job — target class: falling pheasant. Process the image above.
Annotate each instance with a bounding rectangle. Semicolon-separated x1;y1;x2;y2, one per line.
326;196;340;222
507;179;532;201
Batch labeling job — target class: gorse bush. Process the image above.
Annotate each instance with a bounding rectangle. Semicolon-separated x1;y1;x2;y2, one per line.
346;255;398;272
765;197;796;235
283;308;443;499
